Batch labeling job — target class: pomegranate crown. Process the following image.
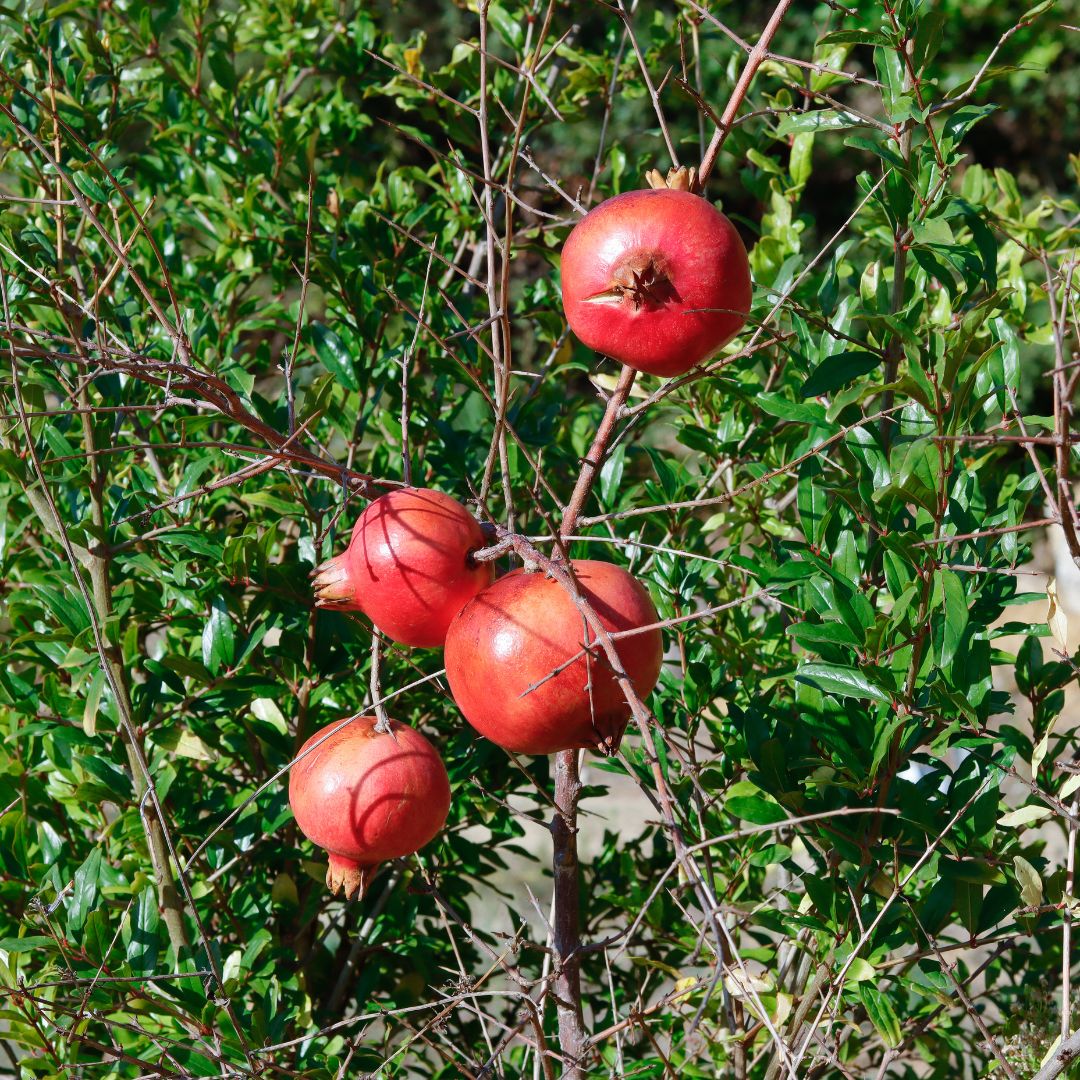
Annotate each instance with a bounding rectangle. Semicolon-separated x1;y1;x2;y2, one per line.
644;165;698;192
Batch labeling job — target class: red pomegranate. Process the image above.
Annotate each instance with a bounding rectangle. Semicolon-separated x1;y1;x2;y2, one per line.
444;560;663;755
560;188;752;377
289;716;452;899
311;487;493;648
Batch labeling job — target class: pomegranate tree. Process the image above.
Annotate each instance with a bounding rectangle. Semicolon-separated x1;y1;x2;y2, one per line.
560;186;751;377
289;716;452;899
311;487;493;648
443;560;663;755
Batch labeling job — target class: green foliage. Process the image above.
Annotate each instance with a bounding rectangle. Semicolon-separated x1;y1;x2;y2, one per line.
0;0;1078;1076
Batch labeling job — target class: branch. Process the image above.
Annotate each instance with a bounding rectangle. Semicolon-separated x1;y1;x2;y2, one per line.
1034;1029;1080;1080
548;365;638;1077
696;0;794;191
561;366;637;540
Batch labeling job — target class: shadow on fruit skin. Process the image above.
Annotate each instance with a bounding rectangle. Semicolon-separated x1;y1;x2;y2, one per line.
292;731;449;865
445;568;662;755
352;492;491;645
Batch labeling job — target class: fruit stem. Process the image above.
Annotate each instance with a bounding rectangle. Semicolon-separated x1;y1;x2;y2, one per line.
370;632;393;735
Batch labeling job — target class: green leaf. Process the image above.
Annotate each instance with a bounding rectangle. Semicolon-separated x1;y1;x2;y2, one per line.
845;135;910;174
125;886;159;975
0;936;55;954
202;597;235;675
311;323;359;390
598;443;625;508
941;104;998;152
208;48;237;92
726;795;787;826
72;170;109;203
66;848;102;935
757;394;828;425
775;110;865;136
818;29;891;46
932;569;968;668
797;457;829;548
858;982;902;1048
801;351;881;398
786;620;860;649
796;663;893;704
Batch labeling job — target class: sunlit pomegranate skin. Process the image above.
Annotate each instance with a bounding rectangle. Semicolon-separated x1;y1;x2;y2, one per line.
560;188;752;377
289;716;452;899
444;560;663;755
311;487;493;648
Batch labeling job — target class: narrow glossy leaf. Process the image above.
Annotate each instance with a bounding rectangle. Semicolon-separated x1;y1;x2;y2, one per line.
311;322;358;390
72;170;109;203
858;982;902;1047
796;663;893;704
0;936;55;954
202;597;235;675
775;110;864;136
66;848;102;935
726;795;786;825
125;886;160;975
801;351;881;398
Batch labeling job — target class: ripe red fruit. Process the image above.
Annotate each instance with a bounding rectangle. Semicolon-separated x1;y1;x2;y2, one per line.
560;188;751;378
289;716;451;899
444;560;663;755
311;487;494;648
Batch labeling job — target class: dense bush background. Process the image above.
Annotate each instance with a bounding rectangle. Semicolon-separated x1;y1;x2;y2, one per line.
0;0;1079;1076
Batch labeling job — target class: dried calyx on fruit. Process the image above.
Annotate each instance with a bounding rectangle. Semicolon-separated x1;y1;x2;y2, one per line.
289;716;451;900
311;487;493;648
444;560;663;756
560;167;751;378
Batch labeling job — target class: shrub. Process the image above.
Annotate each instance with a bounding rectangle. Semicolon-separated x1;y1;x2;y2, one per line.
0;1;1077;1076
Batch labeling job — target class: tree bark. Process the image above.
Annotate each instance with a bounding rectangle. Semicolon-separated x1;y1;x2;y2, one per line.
552;749;586;1078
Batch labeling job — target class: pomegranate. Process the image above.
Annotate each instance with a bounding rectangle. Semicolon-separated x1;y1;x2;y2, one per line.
311;487;493;648
560;187;751;377
444;560;663;755
289;716;452;899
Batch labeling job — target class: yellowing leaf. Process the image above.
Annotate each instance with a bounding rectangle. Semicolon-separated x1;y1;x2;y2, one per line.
998;804;1053;828
250;698;287;734
869;870;894;899
588;371;650;399
271;872;299;907
773;991;793;1026
1014;855;1044;907
173;731;217;762
1031;732;1051;777
221;948;242;986
1061;773;1080;799
723;967;773;999
1039;1034;1063;1073
847;957;876;983
83;668;106;737
1047;577;1069;650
